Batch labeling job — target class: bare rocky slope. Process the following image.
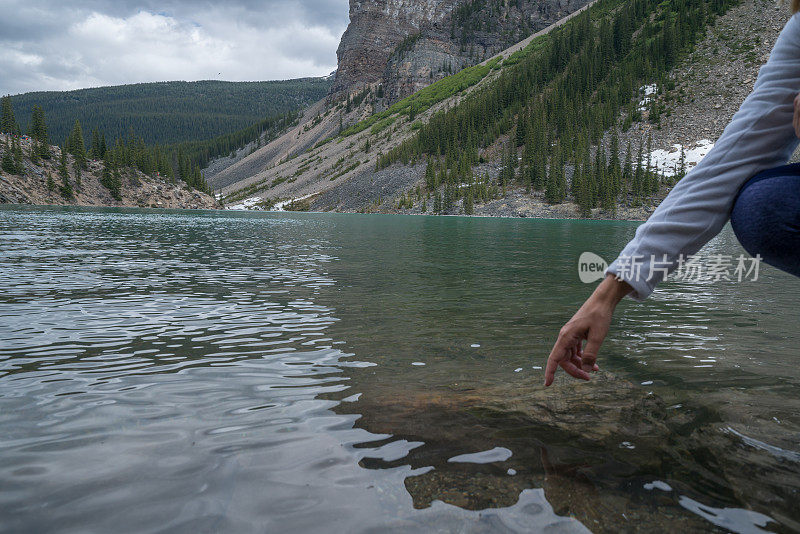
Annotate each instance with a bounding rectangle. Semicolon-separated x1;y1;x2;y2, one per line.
213;0;794;220
0;136;218;210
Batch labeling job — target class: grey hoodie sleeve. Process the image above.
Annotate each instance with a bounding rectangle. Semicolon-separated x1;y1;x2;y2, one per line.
606;12;800;301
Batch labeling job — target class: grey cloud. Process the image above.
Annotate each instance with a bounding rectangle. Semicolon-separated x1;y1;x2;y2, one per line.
0;0;349;95
9;0;349;30
0;4;68;41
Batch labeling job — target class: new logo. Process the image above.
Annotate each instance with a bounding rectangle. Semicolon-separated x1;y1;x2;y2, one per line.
578;252;608;283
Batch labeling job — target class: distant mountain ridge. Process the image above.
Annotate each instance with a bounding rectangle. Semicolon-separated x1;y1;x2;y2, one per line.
10;78;332;147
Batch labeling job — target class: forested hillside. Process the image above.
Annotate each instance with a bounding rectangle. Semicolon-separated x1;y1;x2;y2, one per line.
1;94;213;197
0;133;217;209
375;0;740;215
9;79;332;146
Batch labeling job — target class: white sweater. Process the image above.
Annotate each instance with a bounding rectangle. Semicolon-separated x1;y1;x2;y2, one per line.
607;13;800;301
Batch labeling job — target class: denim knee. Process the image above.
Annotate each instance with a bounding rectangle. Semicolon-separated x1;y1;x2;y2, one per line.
730;174;800;277
730;183;775;259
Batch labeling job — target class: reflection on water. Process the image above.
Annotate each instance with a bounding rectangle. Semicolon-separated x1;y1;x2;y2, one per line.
1;206;799;533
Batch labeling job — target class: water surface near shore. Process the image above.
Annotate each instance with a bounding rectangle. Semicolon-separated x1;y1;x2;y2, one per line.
1;206;798;533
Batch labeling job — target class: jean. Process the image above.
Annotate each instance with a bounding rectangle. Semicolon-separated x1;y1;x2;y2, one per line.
730;162;800;278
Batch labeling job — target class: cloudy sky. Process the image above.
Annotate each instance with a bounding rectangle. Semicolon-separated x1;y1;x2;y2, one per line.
0;0;350;96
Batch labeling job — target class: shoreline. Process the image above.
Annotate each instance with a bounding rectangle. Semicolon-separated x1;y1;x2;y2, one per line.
228;205;649;222
0;202;221;212
0;197;220;210
2;201;649;222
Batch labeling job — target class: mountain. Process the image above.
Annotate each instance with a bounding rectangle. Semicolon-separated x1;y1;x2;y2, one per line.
208;1;594;197
215;0;794;219
206;0;593;191
8;79;332;147
333;0;591;102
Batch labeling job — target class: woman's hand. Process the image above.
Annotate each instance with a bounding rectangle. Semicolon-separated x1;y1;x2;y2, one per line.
794;93;800;139
544;274;632;386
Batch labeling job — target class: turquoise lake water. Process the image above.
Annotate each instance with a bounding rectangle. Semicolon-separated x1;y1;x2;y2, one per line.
1;206;799;532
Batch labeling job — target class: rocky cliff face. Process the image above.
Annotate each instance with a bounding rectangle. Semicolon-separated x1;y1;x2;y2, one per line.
332;0;459;94
333;0;592;101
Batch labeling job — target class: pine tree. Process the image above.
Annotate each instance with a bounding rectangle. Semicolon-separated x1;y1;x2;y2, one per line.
575;159;593;217
521;127;536;193
515;113;527;147
90;128;102;159
1;95;19;135
501;143;516;193
583;147;595;207
67;120;86;168
59;146;73;199
646;133;658;194
1;138;16;174
676;144;686;182
608;131;621;196
29;105;50;159
177;147;188;184
424;158;437;190
101;152;122;200
545;144;566;203
443;182;454;212
633;137;645;197
29;106;46;141
622;140;633;193
595;142;614;210
463;189;474;214
12;136;23;174
73;159;82;190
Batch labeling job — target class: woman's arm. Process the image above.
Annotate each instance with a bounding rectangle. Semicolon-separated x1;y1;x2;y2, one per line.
545;14;800;385
609;13;800;300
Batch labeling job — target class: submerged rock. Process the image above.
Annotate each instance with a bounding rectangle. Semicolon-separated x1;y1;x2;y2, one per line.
333;372;799;532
